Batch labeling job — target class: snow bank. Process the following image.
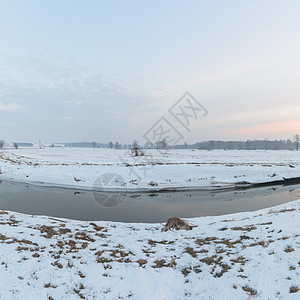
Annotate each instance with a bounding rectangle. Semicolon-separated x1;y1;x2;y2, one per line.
0;200;299;299
0;148;299;192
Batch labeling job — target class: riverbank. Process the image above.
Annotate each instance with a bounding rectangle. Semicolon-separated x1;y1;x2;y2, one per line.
0;200;299;299
0;148;299;192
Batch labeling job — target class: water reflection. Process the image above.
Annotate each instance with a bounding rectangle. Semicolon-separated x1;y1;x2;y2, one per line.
0;180;299;223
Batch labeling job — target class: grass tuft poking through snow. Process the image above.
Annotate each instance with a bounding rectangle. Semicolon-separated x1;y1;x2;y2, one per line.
161;217;195;232
0;200;299;299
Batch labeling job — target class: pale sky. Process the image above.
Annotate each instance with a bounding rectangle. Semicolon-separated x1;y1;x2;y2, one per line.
1;0;300;144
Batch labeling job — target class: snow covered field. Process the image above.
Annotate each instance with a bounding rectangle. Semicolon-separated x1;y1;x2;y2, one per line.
0;148;300;300
0;200;299;299
0;148;299;191
0;148;299;299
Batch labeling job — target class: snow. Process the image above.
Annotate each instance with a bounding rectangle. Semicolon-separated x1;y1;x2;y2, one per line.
0;148;299;191
0;200;299;299
0;147;299;298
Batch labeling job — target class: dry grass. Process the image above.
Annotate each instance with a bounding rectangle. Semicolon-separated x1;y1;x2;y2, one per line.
131;146;144;157
242;285;257;296
184;247;198;258
231;225;257;232
152;259;176;268
284;246;295;253
136;259;147;267
148;239;174;245
161;217;195;232
290;286;299;293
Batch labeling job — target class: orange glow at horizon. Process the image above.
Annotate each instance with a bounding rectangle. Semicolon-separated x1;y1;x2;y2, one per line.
226;120;300;137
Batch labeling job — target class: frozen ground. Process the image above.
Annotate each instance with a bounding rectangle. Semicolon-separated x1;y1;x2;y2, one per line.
0;200;299;299
0;148;299;191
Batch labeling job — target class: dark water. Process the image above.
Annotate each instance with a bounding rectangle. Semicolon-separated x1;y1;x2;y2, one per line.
0;180;299;223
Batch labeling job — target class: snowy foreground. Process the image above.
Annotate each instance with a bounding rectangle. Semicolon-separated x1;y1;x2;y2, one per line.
0;201;299;299
0;148;300;191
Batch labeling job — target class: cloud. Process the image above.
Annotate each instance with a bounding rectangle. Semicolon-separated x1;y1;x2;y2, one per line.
148;60;285;97
0;102;23;111
58;116;74;120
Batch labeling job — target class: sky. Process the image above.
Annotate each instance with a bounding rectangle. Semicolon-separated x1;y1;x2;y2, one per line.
0;0;300;144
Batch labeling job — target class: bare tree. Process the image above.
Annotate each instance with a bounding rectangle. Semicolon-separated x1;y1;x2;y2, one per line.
264;138;268;150
132;140;138;148
131;140;144;156
92;141;97;149
208;140;215;151
13;143;18;149
294;134;300;151
155;139;167;150
0;140;5;149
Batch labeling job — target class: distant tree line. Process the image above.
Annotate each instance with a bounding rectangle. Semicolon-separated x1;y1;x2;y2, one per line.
65;137;300;151
0;140;5;149
5;136;297;151
0;141;33;149
65;142;111;148
172;138;299;151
